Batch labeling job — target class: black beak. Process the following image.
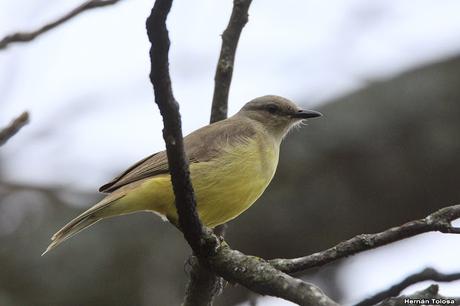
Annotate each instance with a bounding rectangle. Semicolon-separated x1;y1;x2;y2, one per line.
291;109;322;119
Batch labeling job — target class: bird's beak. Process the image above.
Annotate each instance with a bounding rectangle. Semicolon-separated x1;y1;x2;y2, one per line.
291;109;322;119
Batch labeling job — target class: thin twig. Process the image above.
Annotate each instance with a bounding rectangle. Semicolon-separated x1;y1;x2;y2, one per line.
210;0;252;123
0;0;121;50
376;285;460;306
185;0;253;304
355;268;460;306
146;0;204;255
0;181;97;210
0;111;29;146
270;204;460;274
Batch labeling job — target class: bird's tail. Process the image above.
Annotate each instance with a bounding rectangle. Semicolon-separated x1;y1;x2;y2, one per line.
42;193;125;256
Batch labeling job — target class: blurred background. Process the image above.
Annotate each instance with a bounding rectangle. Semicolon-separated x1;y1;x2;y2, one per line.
1;0;460;305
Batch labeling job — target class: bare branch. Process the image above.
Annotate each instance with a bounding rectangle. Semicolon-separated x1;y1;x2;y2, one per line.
210;0;252;123
205;241;339;306
355;268;460;306
186;0;253;304
270;204;460;274
0;180;97;210
0;111;29;146
0;0;121;50
0;180;95;199
145;0;205;255
376;285;460;306
183;256;224;306
145;2;339;305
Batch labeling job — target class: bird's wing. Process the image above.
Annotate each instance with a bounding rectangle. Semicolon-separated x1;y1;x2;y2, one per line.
98;151;170;192
99;117;256;193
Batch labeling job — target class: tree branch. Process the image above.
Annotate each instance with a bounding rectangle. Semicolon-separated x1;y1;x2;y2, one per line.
205;241;339;306
0;0;121;50
146;0;205;255
0;111;29;146
185;0;253;304
183;256;224;306
210;0;252;123
145;1;338;305
355;268;460;306
0;181;97;211
376;285;460;306
269;204;460;274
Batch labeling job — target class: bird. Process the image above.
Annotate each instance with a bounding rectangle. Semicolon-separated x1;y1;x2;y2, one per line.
43;95;322;255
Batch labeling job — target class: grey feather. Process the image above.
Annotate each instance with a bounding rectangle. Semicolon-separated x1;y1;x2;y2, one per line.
99;117;257;193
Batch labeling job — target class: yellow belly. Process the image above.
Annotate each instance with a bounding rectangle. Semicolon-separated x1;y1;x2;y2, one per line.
117;136;279;228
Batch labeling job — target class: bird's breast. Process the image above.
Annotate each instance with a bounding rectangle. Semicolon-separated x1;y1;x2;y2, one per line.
190;135;280;227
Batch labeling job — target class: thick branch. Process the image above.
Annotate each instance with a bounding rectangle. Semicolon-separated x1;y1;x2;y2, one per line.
0;0;121;50
183;256;224;306
355;268;460;306
205;241;338;306
210;0;252;123
376;285;460;306
0;111;29;146
270;204;460;274
146;0;204;255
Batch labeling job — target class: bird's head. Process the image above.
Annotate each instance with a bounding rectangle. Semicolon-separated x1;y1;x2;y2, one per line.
237;95;322;140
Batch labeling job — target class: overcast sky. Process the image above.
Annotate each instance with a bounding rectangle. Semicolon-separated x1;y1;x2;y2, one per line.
2;0;460;304
2;0;460;189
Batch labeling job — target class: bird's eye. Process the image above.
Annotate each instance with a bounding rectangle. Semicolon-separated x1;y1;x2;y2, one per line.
267;105;278;114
